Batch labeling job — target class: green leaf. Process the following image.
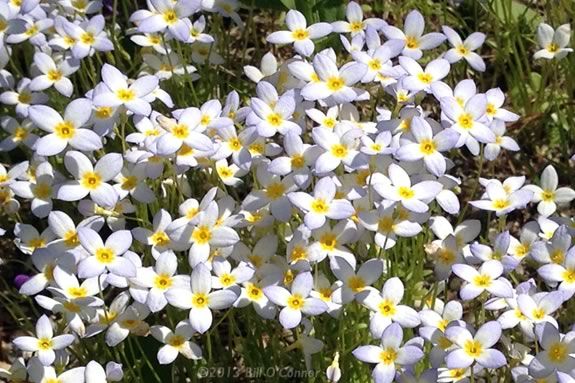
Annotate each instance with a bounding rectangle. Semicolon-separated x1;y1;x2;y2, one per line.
491;0;540;27
313;0;345;22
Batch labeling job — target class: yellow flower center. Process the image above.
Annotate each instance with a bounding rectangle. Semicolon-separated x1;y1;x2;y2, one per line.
326;77;345;91
33;182;52;199
64;36;76;45
450;369;466;378
463;340;483;358
63;301;81;313
311;198;330;214
458;113;474;129
291;154;305;169
163;10;178;25
154;274;173;290
266;112;283;127
29;237;45;250
167;334;186;348
95;106;113;119
378;216;395;233
323;117;336;128
347;275;365;292
200;114;211;126
95;248;115;264
547;42;559;53
379;348;397;365
37;338;53;351
81;172;102;190
368;59;382;71
291;28;309;41
121;176;138;190
486;103;496;117
548;342;568;363
492;199;510;210
473;274;492;287
13;127;28;141
191;293;209;308
54;121;75;139
116;88;136;102
437;248;456;264
319;233;337;251
287;293;304;309
266;182;285;200
378;299;396;317
398;186;415;199
541;190;555;202
419;139;436;155
18;92;32;104
47;69;63;82
550;249;565;264
457;44;470;55
438;335;452;349
350;21;363;33
150;231;170;246
249;143;264;155
192;225;212;244
99;310;117;324
563;269;575;283
63;230;79;247
68;286;88;298
246;283;263;300
290;246;308;262
405;35;419;49
219;273;236;287
228;137;242;151
44;263;56;281
25;24;38;36
515;308;527;320
417;72;433;84
330;143;348;158
80;32;95;45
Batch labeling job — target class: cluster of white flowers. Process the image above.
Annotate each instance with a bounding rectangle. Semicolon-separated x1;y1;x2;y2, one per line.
0;1;574;382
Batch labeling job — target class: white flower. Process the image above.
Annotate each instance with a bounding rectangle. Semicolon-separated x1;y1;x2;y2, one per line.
523;165;575;217
470;180;532;216
484;120;519;161
382;10;446;59
312;124;365;174
263;271;327;329
533;23;572;60
445;321;506;369
77;228;136;278
131;252;190;312
13;315;75;366
93;64;159;116
29;99;101;156
360;277;421;338
529;323;575;378
288;176;354;230
353;323;424;383
165;263;238;333
374;163;443;213
249;81;301;137
300;53;367;104
267;10;332;57
57;151;122;208
452;260;513;300
29;52;79;97
400;57;450;93
151;321;202;364
331;1;385;36
442;26;486;71
137;0;200;41
394;116;458;176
